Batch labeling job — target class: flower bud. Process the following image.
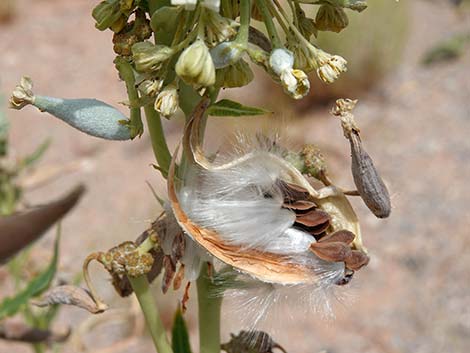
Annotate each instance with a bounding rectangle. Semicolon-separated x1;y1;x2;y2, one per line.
175;39;216;87
92;0;122;31
217;59;254;88
210;41;244;69
154;84;179;118
269;48;295;76
9;77;131;141
315;4;349;33
132;42;173;73
280;69;310;100
138;79;163;97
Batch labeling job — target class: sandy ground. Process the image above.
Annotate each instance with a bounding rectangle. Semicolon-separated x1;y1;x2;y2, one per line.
1;0;470;352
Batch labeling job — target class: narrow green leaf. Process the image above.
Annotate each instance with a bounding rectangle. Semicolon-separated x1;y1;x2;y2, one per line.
19;139;51;170
0;228;60;320
171;307;192;353
207;99;271;117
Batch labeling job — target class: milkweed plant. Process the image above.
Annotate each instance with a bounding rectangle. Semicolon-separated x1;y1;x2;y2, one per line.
8;0;392;352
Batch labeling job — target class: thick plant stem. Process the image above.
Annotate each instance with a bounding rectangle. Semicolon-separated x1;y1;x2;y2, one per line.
128;276;173;353
144;104;172;178
197;263;222;353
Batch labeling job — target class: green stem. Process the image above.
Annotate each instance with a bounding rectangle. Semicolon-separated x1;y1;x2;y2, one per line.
144;104;172;178
115;57;143;139
235;0;251;46
257;0;282;49
148;0;170;15
196;263;222;353
128;276;173;353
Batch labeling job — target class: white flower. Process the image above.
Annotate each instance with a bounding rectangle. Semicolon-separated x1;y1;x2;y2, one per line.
269;49;310;99
317;54;348;84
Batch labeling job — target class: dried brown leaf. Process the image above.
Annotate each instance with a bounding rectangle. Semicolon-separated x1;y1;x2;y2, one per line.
31;285;106;314
0;184;85;263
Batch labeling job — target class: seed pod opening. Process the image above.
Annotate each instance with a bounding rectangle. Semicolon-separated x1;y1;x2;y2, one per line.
167;99;367;288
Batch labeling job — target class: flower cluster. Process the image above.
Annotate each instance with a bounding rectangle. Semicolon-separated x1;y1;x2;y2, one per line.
91;0;365;121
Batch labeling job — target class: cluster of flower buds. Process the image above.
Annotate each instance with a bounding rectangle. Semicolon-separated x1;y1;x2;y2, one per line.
88;0;368;127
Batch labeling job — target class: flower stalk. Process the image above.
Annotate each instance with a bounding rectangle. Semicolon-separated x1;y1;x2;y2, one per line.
128;275;173;353
197;263;222;353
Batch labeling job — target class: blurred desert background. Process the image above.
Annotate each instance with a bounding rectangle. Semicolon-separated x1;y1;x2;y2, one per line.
1;0;470;352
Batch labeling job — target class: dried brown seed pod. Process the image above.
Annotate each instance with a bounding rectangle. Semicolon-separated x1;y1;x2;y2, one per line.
349;132;391;218
166;98;367;287
331;98;391;218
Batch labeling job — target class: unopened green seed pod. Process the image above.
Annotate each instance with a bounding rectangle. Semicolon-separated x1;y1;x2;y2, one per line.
315;5;349;33
9;77;131;141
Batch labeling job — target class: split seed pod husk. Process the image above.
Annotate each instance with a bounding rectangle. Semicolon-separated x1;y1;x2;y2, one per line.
168;98;366;285
331;99;391;218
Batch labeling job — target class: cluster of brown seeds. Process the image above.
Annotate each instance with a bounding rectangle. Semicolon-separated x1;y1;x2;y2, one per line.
280;181;369;277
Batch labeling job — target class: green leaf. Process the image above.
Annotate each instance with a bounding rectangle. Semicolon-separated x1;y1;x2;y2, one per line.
150;6;181;46
171;307;192;353
19;139;51;170
0;228;60;320
207;99;271;117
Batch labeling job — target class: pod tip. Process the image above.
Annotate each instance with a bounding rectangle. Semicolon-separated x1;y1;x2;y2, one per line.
9;76;35;110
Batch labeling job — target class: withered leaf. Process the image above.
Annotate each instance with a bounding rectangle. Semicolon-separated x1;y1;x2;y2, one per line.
0;184;85;263
31;285;106;314
310;241;352;262
173;264;185;291
318;229;355;244
162;255;176;294
181;282;191;313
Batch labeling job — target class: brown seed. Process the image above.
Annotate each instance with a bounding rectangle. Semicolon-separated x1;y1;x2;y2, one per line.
282;200;317;211
31;285;106;314
349;132;391;218
310;241;352;262
345;249;370;270
318;229;355;244
295;209;330;227
278;180;311;202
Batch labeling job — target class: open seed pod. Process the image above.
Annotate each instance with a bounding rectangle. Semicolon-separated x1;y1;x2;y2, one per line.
168;98;368;287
